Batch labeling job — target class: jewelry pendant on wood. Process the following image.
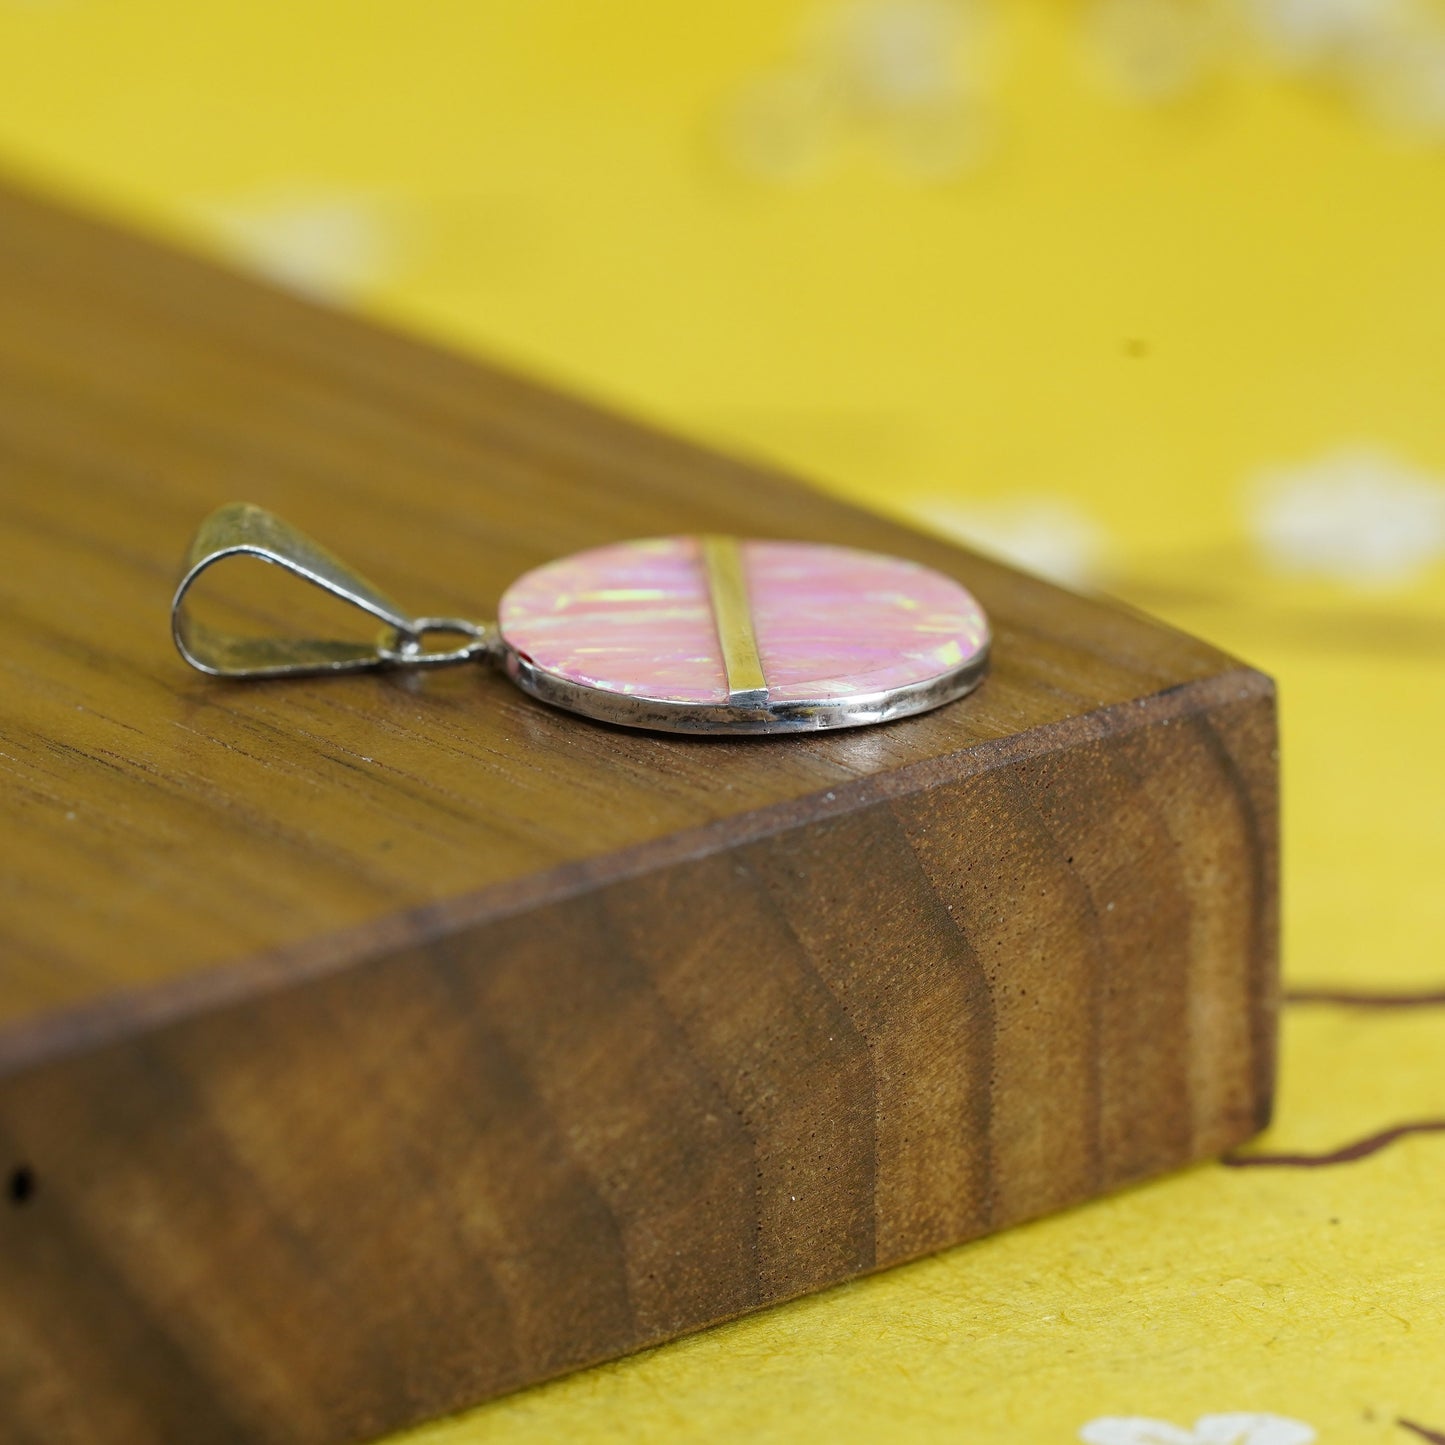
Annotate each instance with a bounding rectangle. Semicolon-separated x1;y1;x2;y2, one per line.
172;504;990;735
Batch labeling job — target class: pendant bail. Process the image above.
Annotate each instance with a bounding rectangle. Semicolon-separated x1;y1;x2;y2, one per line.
171;502;495;678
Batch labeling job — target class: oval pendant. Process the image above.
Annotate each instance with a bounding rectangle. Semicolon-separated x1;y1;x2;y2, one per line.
497;536;989;734
171;506;990;736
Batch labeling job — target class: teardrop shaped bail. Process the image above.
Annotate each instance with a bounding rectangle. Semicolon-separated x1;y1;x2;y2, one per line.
170;502;496;678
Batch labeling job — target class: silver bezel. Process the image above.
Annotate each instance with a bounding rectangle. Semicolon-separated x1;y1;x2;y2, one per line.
502;645;990;735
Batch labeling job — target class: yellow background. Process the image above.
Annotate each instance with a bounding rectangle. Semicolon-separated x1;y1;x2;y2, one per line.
0;3;1441;1441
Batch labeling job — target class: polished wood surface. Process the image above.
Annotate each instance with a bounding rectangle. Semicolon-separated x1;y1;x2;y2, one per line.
0;182;1278;1445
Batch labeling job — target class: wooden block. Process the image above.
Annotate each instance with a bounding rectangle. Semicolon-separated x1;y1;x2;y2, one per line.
0;181;1278;1445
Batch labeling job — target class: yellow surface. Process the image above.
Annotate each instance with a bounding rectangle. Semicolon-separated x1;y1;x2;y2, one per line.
1;4;1442;1441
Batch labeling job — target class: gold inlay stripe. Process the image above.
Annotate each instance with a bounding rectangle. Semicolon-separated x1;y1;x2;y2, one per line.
700;535;767;703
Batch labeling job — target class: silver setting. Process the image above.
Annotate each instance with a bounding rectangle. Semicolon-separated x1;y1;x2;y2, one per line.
171;503;497;678
502;644;990;735
375;618;494;670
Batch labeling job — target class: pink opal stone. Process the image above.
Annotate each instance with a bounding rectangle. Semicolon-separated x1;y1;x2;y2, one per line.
747;540;987;703
497;537;988;707
499;537;727;704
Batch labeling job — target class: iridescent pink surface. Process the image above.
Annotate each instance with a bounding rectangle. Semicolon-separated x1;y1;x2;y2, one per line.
497;537;988;706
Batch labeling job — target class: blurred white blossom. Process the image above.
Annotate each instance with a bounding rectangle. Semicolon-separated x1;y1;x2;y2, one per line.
189;189;401;301
816;0;989;105
723;0;1445;161
1247;445;1445;587
908;495;1108;587
1087;0;1229;101
719;0;996;182
1350;13;1445;134
1080;0;1445;136
1243;0;1413;68
1080;1413;1317;1445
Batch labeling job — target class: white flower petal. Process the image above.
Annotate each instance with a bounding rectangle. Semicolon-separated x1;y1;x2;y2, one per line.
1246;445;1445;587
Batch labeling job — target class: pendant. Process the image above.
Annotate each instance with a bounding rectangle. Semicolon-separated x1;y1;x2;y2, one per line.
172;504;990;735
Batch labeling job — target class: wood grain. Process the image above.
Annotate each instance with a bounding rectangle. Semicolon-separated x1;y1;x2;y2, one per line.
0;180;1278;1445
